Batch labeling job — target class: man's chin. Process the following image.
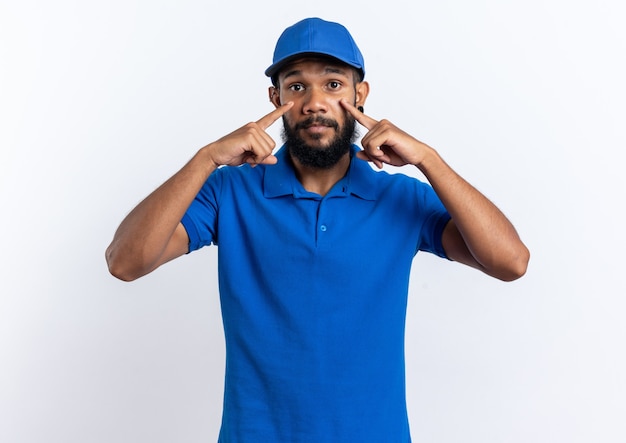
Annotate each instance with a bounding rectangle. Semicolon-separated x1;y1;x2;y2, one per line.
303;138;332;149
295;140;333;152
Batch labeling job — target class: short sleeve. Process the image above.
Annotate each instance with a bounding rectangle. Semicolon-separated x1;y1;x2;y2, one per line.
180;168;223;252
415;183;451;259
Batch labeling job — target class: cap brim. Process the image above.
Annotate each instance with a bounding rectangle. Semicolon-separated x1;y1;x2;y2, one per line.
265;52;364;78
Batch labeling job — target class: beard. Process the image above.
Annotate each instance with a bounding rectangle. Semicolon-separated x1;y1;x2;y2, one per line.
281;113;358;169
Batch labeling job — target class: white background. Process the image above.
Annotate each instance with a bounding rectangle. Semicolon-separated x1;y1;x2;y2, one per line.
1;0;625;442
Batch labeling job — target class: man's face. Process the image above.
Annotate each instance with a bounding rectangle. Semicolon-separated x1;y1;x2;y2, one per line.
273;58;364;169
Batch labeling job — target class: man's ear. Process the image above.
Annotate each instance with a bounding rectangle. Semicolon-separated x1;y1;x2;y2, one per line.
355;81;370;110
268;86;281;108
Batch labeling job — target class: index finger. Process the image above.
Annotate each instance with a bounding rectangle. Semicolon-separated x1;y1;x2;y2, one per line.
256;101;294;130
340;98;378;130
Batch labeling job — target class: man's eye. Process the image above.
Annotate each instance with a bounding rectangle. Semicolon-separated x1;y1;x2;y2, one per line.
289;84;304;92
328;81;341;89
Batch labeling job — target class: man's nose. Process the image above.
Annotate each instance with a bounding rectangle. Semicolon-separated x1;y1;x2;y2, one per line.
302;87;328;114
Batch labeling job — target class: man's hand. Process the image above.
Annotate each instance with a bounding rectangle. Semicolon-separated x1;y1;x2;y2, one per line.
341;99;433;169
206;102;293;168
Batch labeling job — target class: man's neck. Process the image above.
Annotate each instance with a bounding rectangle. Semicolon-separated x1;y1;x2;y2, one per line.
290;152;351;197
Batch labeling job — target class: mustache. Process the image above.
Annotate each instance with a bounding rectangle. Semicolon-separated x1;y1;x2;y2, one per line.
294;116;339;131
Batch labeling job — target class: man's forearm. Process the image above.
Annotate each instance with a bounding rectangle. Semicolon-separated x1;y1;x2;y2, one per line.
418;148;530;281
105;147;218;281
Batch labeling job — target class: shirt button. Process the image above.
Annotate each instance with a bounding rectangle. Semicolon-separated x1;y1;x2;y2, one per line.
320;225;327;232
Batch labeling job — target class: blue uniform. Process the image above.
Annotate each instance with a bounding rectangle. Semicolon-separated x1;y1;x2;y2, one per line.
182;145;451;442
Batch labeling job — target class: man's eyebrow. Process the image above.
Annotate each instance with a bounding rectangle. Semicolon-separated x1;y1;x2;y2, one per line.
282;69;302;81
323;66;348;76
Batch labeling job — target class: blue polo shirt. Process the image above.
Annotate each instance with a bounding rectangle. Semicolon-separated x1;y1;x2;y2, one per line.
182;145;450;443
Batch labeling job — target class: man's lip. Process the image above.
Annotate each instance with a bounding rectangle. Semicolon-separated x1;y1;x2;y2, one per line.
302;124;331;133
296;117;338;131
302;122;331;128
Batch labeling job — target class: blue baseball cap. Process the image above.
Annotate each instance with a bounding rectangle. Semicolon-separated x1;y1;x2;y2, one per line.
265;18;365;81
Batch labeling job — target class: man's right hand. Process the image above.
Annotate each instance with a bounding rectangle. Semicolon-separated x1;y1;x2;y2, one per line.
205;102;293;168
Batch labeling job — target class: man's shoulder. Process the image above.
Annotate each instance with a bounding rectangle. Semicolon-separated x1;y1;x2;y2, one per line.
351;157;428;193
210;163;265;183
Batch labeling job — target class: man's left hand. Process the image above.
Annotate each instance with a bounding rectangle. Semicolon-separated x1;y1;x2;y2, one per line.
340;98;433;169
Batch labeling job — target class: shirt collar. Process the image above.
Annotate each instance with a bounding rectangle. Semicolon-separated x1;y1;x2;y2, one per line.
263;144;377;200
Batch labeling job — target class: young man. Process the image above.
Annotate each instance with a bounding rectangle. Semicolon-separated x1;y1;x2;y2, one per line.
106;17;529;442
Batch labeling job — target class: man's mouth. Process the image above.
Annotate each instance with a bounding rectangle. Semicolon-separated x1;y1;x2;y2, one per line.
296;117;339;131
303;124;331;136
